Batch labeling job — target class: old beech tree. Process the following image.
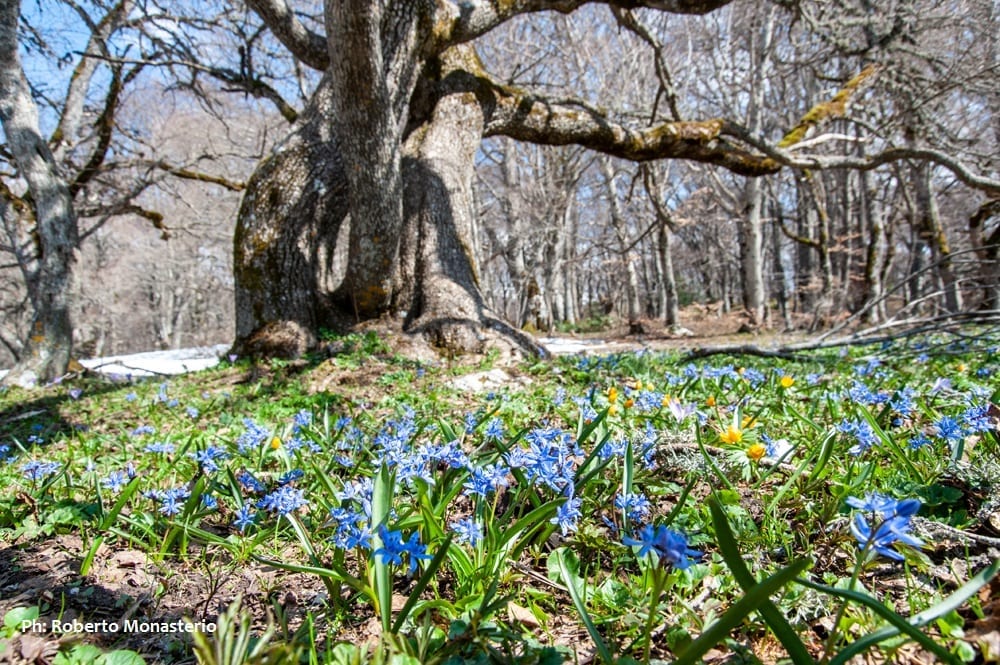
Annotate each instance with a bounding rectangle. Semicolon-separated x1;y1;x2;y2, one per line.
234;0;785;358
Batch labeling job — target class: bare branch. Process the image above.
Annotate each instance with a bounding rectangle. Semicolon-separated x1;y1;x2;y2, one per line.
245;0;329;71
432;0;732;51
723;123;1000;197
51;0;135;159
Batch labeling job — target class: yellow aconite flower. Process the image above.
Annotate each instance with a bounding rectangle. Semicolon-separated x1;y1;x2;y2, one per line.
706;395;717;407
608;386;619;403
957;363;967;372
780;375;794;388
624;398;635;409
719;425;743;444
661;394;672;406
646;382;655;391
270;437;282;450
746;443;767;462
608;404;619;416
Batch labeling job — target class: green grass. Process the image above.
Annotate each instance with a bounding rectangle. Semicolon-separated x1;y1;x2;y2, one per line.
1;332;998;664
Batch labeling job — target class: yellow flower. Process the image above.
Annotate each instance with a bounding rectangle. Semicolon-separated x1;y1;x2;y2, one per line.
746;443;766;462
719;425;743;444
742;415;758;429
780;375;794;388
957;363;967;372
646;382;655;391
608;404;619;416
706;395;716;407
624;398;635;409
270;436;282;450
608;386;619;403
661;394;672;406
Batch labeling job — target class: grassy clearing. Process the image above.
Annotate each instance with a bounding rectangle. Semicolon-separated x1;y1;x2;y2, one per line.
1;331;999;664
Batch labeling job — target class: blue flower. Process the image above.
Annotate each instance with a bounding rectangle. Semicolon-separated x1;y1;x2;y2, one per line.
450;517;483;547
847;494;924;560
277;469;305;485
933;416;964;443
131;425;156;438
623;525;701;569
236;419;271;454
484;418;506;441
188;445;229;473
68;388;82;400
236;470;266;494
850;514;924;561
144;441;175;454
21;460;60;482
201;494;218;511
125;392;138;402
186;406;200;419
292;410;312;431
233;504;256;533
157;487;191;516
889;388;917;417
375;526;431;574
102;471;129;492
551;494;583;535
257;485;308;516
614;492;652;523
327;507;371;550
960;404;991;434
837;418;878;455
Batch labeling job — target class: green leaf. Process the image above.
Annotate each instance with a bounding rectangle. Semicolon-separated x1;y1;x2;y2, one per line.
371;465;394;632
821;557;1000;665
708;497;813;664
54;644;103;665
392;535;452;633
95;650;146;665
673;558;810;665
3;606;39;636
549;548;614;664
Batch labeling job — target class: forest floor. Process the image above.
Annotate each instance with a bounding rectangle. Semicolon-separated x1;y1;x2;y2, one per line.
1;317;998;665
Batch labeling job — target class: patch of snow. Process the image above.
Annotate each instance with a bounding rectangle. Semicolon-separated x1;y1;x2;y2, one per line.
0;344;230;383
450;368;528;393
537;337;623;355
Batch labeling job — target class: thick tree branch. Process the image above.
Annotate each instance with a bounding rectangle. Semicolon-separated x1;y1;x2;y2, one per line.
432;0;732;51
245;0;329;71
472;73;777;176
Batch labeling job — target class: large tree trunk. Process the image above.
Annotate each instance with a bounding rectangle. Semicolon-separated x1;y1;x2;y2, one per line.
232;73;348;355
0;0;80;387
401;56;539;357
232;47;539;359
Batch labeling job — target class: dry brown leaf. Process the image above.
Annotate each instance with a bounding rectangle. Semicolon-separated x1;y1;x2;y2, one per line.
506;602;540;627
18;633;58;665
977;631;1000;663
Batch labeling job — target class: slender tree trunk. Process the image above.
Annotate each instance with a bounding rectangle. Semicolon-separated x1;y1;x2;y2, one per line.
0;0;80;386
602;159;643;331
911;161;962;313
741;177;765;326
